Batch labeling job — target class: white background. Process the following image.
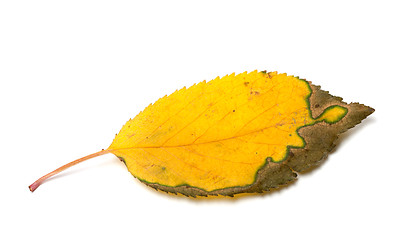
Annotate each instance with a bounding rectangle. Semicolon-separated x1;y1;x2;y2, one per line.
1;1;401;239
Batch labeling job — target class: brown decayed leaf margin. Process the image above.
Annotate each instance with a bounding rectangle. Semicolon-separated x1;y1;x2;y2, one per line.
134;76;374;197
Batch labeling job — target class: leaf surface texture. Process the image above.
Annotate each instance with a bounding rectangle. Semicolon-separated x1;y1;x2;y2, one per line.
107;71;368;196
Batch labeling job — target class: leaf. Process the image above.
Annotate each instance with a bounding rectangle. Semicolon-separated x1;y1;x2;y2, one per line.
107;71;373;197
29;71;374;197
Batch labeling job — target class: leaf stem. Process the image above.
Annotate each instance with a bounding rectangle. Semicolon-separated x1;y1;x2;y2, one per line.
29;150;110;192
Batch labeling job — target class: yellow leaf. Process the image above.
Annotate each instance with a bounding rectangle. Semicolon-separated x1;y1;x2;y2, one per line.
29;71;374;197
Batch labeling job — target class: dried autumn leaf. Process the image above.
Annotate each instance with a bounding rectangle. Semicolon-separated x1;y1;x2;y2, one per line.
29;71;374;197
